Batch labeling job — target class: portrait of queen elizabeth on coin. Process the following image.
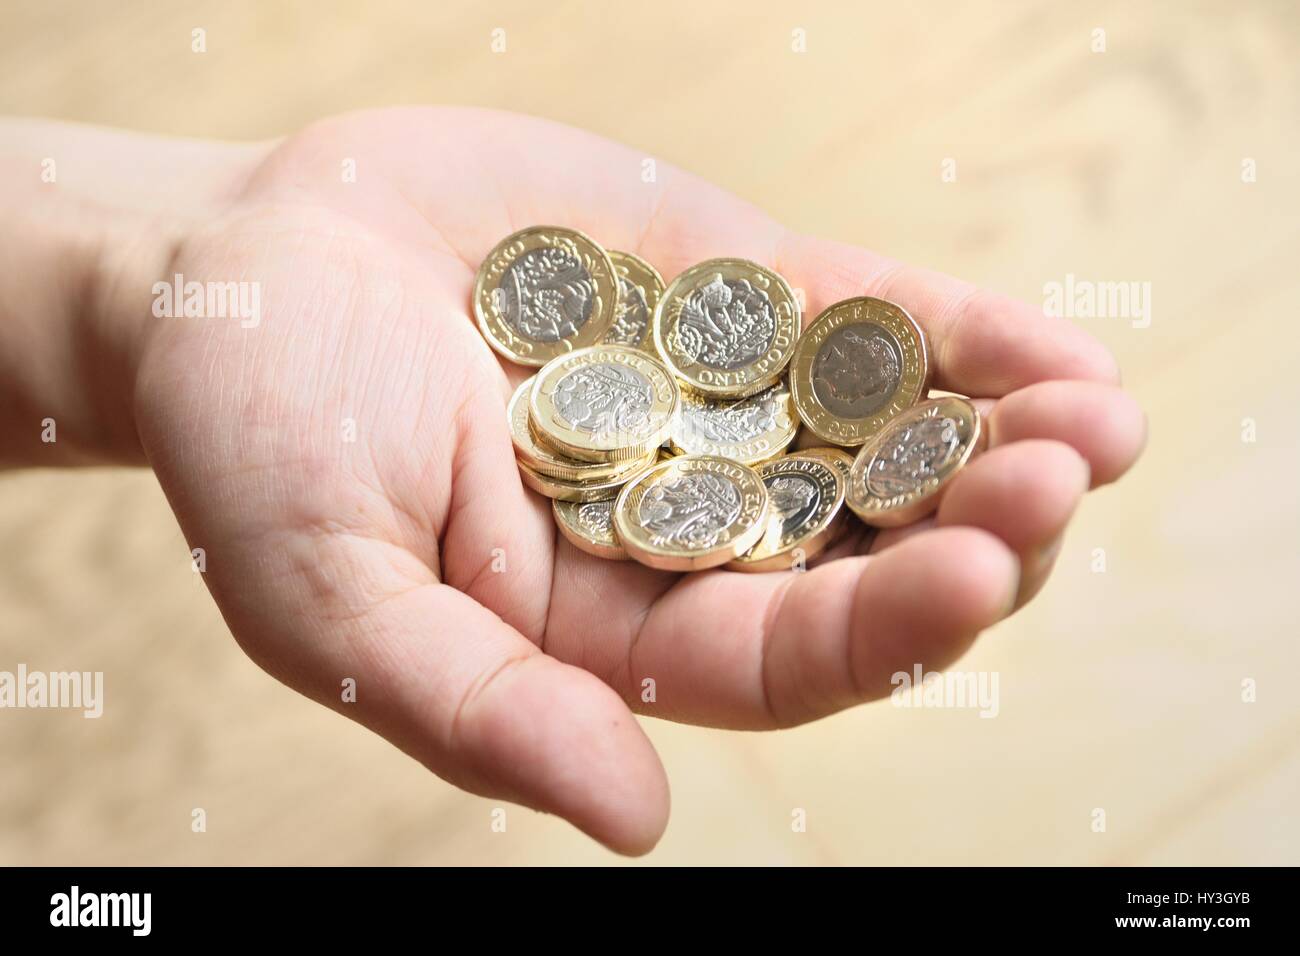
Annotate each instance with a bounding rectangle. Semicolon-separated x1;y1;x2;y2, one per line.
811;324;903;419
765;473;821;532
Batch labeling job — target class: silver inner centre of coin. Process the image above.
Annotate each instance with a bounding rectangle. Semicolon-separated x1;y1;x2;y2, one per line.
764;471;821;539
683;387;782;443
495;247;595;343
553;363;654;434
575;499;615;538
638;472;741;548
675;274;776;370
604;276;650;346
812;322;903;418
866;415;961;497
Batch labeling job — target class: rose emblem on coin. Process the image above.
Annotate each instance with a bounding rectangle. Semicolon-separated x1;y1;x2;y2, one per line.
605;276;651;346
496;245;595;343
638;473;742;548
866;414;962;497
575;499;616;537
675;274;776;369
693;390;781;442
552;364;654;435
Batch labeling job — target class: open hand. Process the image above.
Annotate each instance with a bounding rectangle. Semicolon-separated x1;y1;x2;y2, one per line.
131;107;1146;853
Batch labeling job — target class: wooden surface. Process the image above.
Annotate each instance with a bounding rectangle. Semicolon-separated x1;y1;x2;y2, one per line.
1;0;1297;865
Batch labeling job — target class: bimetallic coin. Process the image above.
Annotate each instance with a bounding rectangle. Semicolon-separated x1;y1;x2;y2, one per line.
553;498;629;561
728;454;847;572
791;297;931;446
614;455;770;571
669;379;797;465
473;226;618;367
798;446;877;552
653;259;800;398
529;345;679;463
508;378;643;482
846;397;983;527
518;453;656;503
603;250;664;352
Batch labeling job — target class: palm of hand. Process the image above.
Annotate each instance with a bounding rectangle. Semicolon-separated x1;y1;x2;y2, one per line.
134;107;1144;854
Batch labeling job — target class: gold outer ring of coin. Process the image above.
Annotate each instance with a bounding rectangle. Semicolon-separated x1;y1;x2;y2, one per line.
790;296;932;446
727;453;848;572
799;445;867;549
668;379;798;465
846;396;984;527
652;258;801;399
529;345;680;463
472;225;619;367
518;454;656;503
552;498;629;561
602;250;665;352
508;377;641;481
614;454;771;571
799;446;855;485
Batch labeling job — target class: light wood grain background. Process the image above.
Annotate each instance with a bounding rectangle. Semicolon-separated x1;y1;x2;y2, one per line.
1;0;1297;865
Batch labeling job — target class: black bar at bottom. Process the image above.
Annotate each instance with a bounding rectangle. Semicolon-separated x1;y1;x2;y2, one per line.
0;866;1275;941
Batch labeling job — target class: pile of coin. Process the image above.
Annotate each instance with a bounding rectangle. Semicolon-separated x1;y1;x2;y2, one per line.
474;225;983;572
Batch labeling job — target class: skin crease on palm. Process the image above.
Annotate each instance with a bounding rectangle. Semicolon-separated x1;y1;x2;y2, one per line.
8;107;1146;856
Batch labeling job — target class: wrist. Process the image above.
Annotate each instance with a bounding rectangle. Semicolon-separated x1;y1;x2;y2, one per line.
0;121;266;466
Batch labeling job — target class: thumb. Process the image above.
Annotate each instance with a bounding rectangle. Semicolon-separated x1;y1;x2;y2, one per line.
244;558;670;856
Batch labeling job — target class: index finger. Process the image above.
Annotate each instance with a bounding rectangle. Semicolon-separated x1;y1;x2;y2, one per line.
774;232;1121;396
